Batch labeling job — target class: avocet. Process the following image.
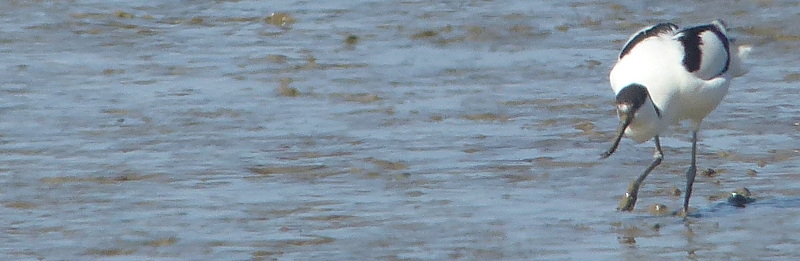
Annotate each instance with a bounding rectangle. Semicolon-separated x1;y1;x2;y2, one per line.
600;20;751;214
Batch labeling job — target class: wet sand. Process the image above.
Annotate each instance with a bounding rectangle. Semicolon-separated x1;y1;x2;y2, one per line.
0;0;799;260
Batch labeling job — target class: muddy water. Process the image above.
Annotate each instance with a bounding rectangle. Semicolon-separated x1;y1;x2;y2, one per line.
1;0;799;260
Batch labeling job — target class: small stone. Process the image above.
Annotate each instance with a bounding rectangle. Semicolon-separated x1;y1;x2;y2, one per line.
276;78;299;97
733;187;751;197
746;169;758;177
189;17;204;25
265;12;296;26
573;121;595;133
411;30;438;39
618;236;636;244
727;187;755;207
757;160;767;168
669;186;682;197
700;168;717;177
344;34;359;45
649;203;670;216
114;10;135;19
651;223;662;231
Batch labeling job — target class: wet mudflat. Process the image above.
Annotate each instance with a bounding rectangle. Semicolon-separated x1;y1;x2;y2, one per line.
1;0;799;260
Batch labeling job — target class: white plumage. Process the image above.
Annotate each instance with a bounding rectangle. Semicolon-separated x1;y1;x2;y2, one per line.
600;20;751;214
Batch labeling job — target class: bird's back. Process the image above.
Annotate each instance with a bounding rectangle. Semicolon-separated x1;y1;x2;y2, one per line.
610;23;686;112
610;21;737;125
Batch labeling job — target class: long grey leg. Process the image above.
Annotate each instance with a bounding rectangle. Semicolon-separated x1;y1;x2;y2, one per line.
683;130;698;215
618;136;663;211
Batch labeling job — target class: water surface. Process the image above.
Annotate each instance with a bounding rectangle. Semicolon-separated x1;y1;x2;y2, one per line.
1;0;799;260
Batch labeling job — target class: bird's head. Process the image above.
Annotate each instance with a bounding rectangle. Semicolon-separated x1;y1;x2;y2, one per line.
600;83;653;159
614;83;651;126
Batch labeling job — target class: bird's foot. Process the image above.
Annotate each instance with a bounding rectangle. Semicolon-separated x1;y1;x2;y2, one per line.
600;150;613;159
617;191;638;212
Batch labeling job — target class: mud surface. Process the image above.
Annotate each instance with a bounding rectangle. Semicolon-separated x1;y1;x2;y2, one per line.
1;1;799;260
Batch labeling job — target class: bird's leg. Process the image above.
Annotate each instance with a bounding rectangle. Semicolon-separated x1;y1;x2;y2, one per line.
683;130;698;215
618;136;663;211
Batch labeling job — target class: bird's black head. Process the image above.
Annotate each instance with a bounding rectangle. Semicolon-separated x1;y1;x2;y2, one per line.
615;83;649;117
600;83;651;159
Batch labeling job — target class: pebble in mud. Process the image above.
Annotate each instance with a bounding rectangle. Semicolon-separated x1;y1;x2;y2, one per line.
669;186;681;197
344;34;359;45
733;187;751;197
277;78;299;97
700;168;717;177
728;187;755;207
410;30;438;39
648;203;670;216
265;12;296;26
651;223;663;231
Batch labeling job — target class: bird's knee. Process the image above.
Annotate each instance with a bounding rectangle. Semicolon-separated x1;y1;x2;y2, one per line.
652;153;663;165
653;152;663;160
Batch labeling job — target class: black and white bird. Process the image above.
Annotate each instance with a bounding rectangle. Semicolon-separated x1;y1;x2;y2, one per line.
600;20;751;214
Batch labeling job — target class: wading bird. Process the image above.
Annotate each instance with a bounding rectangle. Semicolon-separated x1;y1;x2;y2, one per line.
600;20;750;214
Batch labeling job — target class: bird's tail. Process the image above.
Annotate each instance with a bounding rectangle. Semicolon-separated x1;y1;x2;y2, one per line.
712;20;751;78
729;45;752;78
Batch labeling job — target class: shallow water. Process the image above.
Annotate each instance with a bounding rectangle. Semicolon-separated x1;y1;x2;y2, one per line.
1;0;800;260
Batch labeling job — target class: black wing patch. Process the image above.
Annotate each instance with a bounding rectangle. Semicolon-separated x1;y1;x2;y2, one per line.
619;23;679;59
677;24;730;76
